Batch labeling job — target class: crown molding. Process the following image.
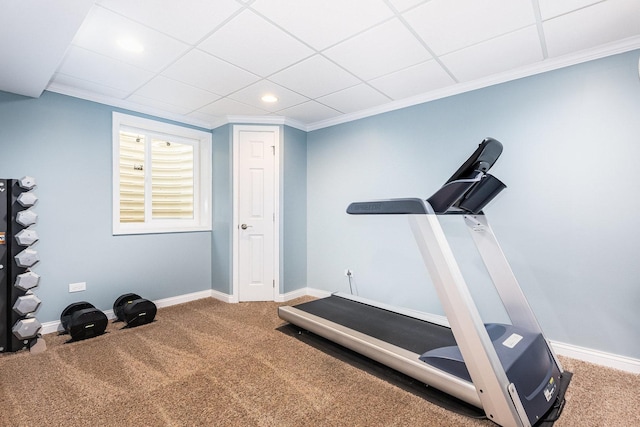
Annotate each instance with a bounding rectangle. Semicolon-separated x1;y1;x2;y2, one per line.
223;115;307;131
306;36;640;132
46;82;213;130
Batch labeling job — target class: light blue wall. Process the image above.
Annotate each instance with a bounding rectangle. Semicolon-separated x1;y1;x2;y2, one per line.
0;91;213;322
211;124;233;294
282;126;307;293
307;49;640;359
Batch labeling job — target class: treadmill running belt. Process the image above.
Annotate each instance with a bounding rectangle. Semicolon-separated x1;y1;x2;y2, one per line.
293;295;457;355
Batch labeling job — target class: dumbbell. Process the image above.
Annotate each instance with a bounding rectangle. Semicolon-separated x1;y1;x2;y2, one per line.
15;248;39;268
12;317;42;341
18;176;36;190
15;271;40;291
13;293;41;316
113;293;157;328
16;210;37;227
60;301;108;342
17;191;38;207
15;229;38;246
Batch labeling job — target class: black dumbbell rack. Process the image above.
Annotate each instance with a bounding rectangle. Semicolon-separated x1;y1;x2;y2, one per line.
0;177;41;353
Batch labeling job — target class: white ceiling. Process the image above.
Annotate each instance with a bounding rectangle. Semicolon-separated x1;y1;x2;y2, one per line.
2;0;640;130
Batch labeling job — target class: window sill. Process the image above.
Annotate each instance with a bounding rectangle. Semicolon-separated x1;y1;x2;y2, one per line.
113;224;212;236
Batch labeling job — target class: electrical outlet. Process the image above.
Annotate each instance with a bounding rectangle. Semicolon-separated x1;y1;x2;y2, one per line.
69;282;86;293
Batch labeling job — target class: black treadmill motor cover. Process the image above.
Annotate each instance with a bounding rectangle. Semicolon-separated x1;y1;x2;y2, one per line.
420;323;562;426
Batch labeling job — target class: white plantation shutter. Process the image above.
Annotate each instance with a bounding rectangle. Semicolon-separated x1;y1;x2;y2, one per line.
151;139;194;219
119;131;145;223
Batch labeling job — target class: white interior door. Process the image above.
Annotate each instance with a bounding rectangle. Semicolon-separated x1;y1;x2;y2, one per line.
234;126;279;302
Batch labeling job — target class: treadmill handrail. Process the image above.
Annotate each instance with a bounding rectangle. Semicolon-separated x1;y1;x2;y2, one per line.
347;197;434;215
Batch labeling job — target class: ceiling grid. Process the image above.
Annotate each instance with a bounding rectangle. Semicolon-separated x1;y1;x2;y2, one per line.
1;0;638;130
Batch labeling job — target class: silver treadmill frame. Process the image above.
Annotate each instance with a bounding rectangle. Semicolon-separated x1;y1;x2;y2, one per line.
279;208;563;427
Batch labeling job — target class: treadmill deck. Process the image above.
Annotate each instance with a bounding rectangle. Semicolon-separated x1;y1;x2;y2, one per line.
278;294;482;408
293;295;456;354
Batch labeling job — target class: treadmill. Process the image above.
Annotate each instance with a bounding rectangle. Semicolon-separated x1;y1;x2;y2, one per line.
278;138;570;427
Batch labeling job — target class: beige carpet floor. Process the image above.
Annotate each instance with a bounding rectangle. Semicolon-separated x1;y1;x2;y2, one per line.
0;298;638;426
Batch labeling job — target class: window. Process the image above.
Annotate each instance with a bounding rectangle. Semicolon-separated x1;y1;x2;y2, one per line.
112;112;212;235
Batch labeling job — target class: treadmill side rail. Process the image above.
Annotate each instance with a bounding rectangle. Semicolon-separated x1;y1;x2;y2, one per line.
408;214;528;427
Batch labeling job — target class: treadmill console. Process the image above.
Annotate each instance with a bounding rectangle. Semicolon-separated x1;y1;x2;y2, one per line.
426;137;506;214
347;138;507;216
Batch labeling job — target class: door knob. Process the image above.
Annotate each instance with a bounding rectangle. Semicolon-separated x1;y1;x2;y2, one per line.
240;224;252;230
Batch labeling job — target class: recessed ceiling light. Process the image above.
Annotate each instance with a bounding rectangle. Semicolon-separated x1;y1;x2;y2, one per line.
117;37;144;53
261;94;278;103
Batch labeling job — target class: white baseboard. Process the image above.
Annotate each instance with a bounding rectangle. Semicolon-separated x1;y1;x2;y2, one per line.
40;322;62;335
211;289;237;303
275;288;306;302
550;340;640;374
303;287;332;298
276;287;329;302
154;289;213;308
39;287;640;374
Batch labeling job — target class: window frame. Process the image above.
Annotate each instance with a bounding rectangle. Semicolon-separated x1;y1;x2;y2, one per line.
112;112;212;235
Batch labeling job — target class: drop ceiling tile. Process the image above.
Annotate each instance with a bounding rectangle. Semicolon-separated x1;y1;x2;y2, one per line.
387;0;428;12
126;93;192;115
269;55;361;98
317;84;390;114
132;76;220;112
323;18;432;81
0;0;94;97
538;0;601;20
369;60;455;100
403;0;535;55
96;0;242;44
276;101;342;123
198;9;314;77
72;6;190;72
441;26;543;82
49;73;130;99
197;97;271;116
544;0;640;58
250;0;394;50
162;49;260;96
55;46;155;93
227;80;309;112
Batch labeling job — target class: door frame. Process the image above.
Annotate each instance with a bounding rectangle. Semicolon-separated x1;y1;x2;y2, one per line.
232;125;281;302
